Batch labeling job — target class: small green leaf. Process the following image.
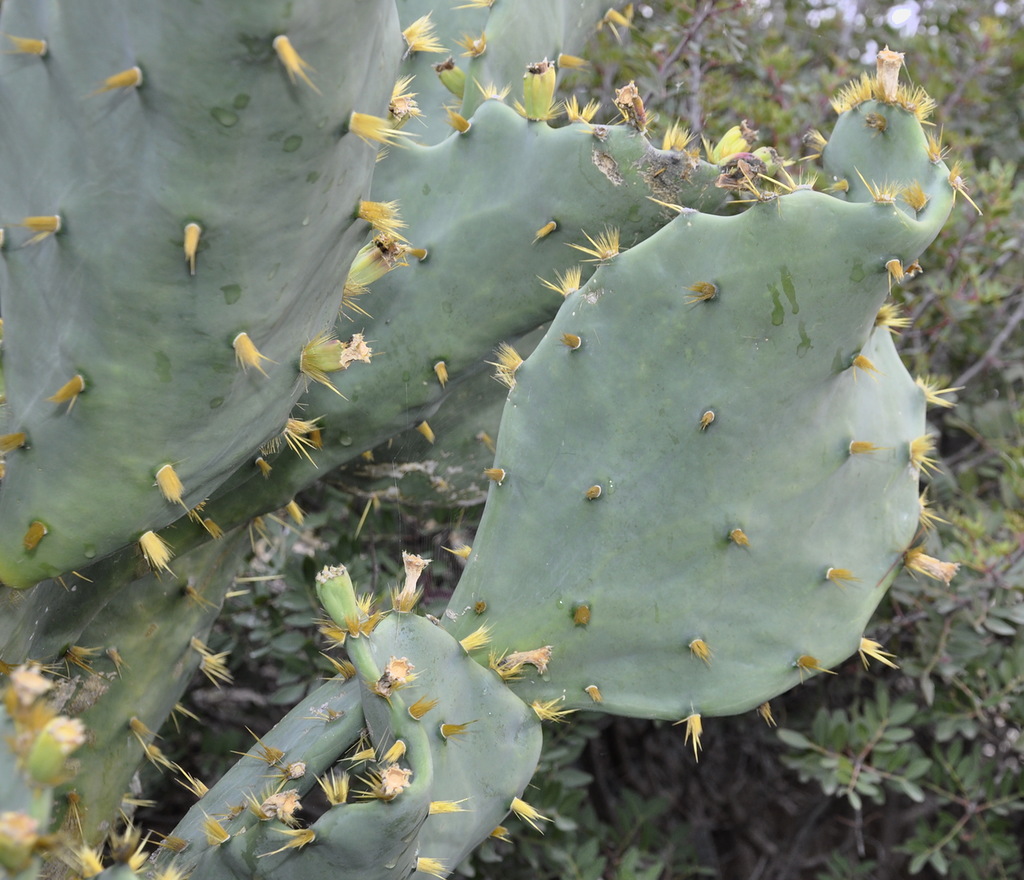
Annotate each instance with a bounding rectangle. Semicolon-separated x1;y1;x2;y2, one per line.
776;728;814;750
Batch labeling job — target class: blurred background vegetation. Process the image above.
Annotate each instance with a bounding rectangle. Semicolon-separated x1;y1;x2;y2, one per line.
142;2;1024;877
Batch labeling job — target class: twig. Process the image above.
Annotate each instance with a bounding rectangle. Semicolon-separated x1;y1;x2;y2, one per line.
953;295;1024;388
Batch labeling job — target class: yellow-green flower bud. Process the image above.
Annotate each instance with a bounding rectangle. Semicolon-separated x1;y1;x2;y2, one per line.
434;57;465;99
314;565;357;631
0;811;39;873
521;59;556;121
25;716;86;784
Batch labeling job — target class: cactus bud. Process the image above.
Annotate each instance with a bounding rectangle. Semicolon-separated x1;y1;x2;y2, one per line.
434;57;465;99
0;812;39;873
520;59;557;121
25;716;86;784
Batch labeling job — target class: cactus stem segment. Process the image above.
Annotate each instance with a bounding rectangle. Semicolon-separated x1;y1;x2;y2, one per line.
272;36;320;94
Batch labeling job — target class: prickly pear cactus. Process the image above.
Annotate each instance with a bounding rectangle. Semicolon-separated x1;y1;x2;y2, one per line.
156;564;542;880
0;1;400;587
1;666;86;879
0;14;967;877
441;51;961;733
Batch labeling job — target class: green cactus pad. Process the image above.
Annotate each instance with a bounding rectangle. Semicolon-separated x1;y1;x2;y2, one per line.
183;100;727;532
165;566;541;880
49;530;248;846
0;1;401;587
441;128;954;720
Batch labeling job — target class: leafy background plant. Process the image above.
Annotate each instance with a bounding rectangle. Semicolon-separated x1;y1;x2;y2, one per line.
136;1;1023;877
